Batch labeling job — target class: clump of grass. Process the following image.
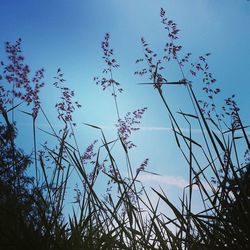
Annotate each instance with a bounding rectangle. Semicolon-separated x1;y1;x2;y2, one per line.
135;7;250;249
0;7;249;250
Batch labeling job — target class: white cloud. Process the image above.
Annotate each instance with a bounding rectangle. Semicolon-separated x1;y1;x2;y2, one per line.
138;173;214;191
138;174;189;189
100;125;250;136
98;125;202;133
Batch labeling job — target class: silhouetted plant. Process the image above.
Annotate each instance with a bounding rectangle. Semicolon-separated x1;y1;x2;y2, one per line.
0;6;249;250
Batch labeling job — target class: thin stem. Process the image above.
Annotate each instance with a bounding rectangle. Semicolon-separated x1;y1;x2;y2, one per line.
110;68;120;120
32;117;39;186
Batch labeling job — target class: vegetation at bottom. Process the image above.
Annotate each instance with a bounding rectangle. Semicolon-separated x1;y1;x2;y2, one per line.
0;7;249;250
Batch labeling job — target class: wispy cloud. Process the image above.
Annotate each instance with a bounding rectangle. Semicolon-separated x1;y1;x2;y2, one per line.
99;125;250;136
16;122;250;138
99;125;195;132
138;174;213;191
138;174;189;189
15;121;250;136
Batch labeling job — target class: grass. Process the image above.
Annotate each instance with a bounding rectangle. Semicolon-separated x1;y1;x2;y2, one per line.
0;8;250;250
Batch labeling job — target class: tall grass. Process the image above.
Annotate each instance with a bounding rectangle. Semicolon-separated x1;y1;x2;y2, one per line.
0;8;249;250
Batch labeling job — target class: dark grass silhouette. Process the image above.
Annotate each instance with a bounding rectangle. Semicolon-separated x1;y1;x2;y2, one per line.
0;7;249;250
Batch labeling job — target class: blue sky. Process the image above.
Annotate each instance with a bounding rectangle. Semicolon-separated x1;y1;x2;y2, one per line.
1;0;250;210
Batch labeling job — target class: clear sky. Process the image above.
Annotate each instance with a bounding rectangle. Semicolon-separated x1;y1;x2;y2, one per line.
1;0;250;210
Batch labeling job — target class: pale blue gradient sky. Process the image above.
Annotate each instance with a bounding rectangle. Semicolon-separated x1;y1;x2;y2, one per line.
1;0;250;208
